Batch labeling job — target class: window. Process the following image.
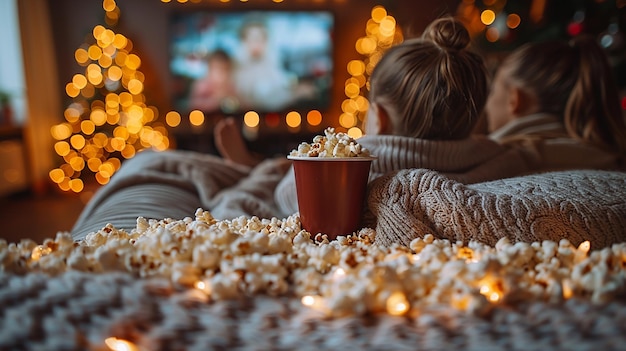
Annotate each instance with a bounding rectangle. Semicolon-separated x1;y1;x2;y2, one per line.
0;0;26;126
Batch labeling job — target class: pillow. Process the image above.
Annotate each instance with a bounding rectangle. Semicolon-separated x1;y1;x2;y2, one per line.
367;169;626;249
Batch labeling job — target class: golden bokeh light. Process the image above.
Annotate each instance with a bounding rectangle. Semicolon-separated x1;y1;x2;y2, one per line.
243;111;260;128
125;54;141;70
127;79;144;95
166;111;181;127
87;158;102;172
107;66;123;82
49;168;65;183
347;60;366;76
110;137;126;151
75;48;89;65
70;134;86;150
103;0;116;12
51;124;73;140
88;45;103;61
69;156;85;171
72;74;88;89
344;83;361;98
371;6;387;23
98;54;113;68
65;83;80;98
112;33;127;49
285;111;301;128
69;178;84;193
64;107;81;123
341;99;358;114
347;127;363;139
189;110;205;126
81;120;96;135
355;36;377;55
54;141;71;156
379;16;397;37
481;10;496;25
306;110;322;126
339;113;357;128
93;25;106;39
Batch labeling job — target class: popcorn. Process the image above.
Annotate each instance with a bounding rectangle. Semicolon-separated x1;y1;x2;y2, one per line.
1;208;626;319
289;127;371;158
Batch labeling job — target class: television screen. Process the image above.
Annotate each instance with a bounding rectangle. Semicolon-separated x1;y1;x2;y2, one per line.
169;11;334;115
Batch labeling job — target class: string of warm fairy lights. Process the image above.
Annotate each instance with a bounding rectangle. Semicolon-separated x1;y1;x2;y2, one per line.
342;5;403;138
49;1;400;193
49;0;169;192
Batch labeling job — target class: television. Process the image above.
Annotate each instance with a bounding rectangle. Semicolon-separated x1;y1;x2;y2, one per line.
169;11;334;115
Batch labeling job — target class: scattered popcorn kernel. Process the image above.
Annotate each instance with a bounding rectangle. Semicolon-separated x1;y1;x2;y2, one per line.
1;207;625;319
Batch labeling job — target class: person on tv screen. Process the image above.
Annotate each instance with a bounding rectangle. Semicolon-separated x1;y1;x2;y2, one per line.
233;18;315;111
188;49;239;113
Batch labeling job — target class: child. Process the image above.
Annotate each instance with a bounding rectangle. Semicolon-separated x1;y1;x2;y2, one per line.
233;19;315;111
485;35;626;172
188;50;238;113
266;17;530;215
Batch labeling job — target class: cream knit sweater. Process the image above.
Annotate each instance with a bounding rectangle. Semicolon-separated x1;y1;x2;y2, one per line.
368;168;626;249
489;113;624;172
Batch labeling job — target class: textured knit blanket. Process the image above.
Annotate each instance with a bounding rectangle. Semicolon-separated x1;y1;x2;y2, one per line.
368;169;626;249
2;271;626;351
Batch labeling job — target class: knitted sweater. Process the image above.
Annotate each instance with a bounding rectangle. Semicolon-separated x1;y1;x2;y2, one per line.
489;113;624;172
368;168;626;249
274;134;530;216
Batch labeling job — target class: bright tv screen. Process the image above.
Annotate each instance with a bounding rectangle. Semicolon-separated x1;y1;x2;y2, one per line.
169;11;334;115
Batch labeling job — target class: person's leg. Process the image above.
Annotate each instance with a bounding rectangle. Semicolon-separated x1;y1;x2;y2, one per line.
214;117;262;167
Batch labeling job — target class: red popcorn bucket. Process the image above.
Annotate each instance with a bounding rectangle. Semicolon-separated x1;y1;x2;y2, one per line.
287;156;376;240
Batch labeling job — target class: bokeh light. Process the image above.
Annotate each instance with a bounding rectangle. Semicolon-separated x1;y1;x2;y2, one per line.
306;110;322;126
285;111;301;128
243;111;260;128
481;10;496;25
506;14;521;29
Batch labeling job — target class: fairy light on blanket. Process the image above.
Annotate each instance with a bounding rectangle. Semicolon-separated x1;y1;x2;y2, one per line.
194;279;212;295
104;337;138;351
301;295;329;314
30;245;52;261
386;291;410;316
332;267;346;281
478;276;503;303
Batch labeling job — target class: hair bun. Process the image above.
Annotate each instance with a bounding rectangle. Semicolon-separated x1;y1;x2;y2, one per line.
422;17;470;51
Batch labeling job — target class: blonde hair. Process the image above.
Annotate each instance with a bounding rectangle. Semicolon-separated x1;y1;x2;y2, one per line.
504;36;626;155
369;17;488;140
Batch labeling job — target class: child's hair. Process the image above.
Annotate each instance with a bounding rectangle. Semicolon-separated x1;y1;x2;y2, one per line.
503;36;626;155
368;17;488;140
207;49;232;65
